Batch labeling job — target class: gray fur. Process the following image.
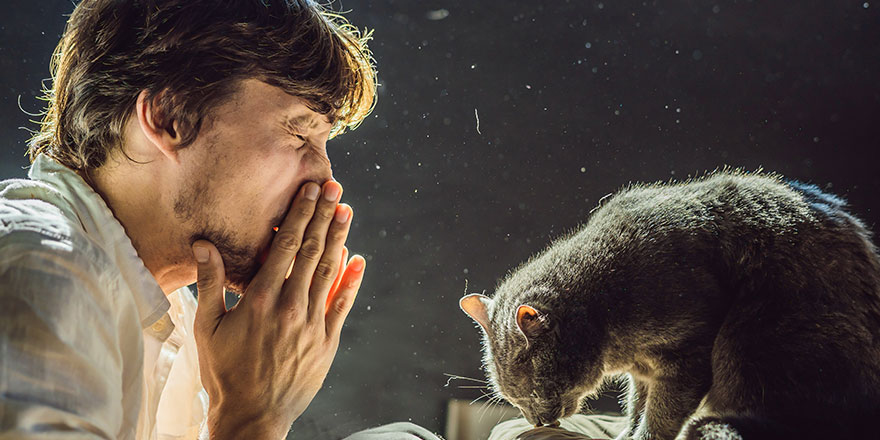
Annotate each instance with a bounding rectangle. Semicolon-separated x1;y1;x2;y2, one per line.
461;171;880;440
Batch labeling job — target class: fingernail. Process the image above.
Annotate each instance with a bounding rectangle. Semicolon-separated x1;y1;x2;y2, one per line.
334;205;350;223
323;183;340;201
305;183;320;201
351;256;365;272
193;245;209;263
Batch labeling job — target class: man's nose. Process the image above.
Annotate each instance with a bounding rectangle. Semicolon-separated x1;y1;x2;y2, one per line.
307;166;333;190
302;148;334;184
317;161;333;184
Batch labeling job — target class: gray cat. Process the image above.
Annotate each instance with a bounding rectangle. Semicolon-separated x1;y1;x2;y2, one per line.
460;171;880;440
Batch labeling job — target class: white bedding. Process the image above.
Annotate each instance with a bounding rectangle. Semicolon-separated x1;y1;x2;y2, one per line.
488;414;627;440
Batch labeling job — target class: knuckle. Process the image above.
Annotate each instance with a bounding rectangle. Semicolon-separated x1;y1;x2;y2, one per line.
314;261;336;281
290;317;316;337
329;223;348;240
246;291;271;311
274;231;302;252
332;295;349;316
313;206;334;222
196;274;217;291
304;319;321;333
296;204;314;217
299;237;323;259
280;303;305;321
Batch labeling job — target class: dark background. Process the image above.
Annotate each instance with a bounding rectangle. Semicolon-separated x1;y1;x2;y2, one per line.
2;0;878;438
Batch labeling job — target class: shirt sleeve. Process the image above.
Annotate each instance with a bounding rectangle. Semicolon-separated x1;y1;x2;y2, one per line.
0;231;124;439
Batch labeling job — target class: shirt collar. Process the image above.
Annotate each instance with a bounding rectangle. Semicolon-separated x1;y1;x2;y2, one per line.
29;154;170;328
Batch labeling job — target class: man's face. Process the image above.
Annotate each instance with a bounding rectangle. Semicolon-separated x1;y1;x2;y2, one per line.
175;79;334;293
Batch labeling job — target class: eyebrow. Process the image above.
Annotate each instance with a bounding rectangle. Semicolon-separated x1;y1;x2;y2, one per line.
284;114;333;132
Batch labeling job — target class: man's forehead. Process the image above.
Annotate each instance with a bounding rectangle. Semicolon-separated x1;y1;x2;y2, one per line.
220;79;334;128
229;79;322;113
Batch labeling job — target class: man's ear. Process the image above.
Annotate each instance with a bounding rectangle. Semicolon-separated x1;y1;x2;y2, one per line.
135;89;183;163
460;294;493;337
516;304;548;345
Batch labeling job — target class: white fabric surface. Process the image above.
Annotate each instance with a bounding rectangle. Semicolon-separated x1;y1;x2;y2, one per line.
489;415;627;440
343;422;444;440
0;154;207;440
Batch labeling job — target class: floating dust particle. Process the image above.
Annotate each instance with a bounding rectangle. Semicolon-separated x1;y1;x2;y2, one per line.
474;108;481;134
426;9;449;20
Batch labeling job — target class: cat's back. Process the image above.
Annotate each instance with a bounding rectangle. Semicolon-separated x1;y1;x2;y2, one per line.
590;171;814;237
589;171;878;274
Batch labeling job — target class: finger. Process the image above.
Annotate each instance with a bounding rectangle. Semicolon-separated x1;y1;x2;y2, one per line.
253;182;320;293
282;180;342;313
325;255;365;337
308;204;352;319
192;241;227;336
326;246;349;311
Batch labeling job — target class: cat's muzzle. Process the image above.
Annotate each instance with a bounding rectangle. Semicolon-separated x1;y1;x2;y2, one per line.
522;405;564;427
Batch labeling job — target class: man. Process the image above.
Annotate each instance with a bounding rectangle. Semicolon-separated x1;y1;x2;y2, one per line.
0;1;439;439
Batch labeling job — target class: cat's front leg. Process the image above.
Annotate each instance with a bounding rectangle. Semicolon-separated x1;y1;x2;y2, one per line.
615;374;649;440
631;373;710;440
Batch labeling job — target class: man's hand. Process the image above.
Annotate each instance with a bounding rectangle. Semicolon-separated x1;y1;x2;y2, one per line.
191;180;365;439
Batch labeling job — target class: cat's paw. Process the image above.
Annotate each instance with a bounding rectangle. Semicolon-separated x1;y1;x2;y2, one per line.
679;417;743;440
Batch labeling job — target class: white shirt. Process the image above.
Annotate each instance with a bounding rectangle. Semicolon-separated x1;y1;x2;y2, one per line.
0;154;208;439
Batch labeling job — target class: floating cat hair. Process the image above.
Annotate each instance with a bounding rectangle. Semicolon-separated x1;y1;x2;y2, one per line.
461;170;880;440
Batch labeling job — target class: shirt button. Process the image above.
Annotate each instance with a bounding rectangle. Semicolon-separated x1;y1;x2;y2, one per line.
151;320;165;332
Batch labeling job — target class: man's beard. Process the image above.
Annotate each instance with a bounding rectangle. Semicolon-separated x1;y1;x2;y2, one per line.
174;176;260;295
191;227;259;295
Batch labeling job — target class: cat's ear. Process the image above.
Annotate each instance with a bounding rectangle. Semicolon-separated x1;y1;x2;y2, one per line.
516;304;547;343
460;294;493;336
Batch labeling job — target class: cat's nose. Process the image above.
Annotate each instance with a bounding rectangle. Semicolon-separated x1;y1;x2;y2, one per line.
534;413;559;427
522;408;548;426
545;415;561;426
541;407;564;426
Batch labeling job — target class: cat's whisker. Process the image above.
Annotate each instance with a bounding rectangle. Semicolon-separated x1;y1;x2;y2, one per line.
477;393;508;423
442;372;489;385
469;391;493;406
479;397;504;425
476;393;500;415
491;398;510;428
474;401;494;422
456;385;489;390
476;396;497;422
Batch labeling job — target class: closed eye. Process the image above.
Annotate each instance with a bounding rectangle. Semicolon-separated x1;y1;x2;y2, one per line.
285;131;307;149
286;130;306;141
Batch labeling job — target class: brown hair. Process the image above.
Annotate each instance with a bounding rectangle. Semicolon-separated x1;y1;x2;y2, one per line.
28;0;376;170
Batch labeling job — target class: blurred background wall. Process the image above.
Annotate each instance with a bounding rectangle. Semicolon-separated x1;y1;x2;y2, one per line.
2;0;878;438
